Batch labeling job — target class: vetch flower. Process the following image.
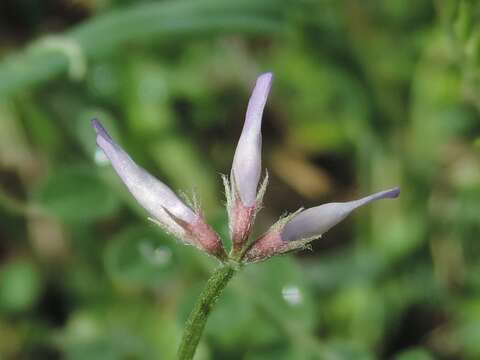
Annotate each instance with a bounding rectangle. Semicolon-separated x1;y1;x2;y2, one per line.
92;119;226;260
91;72;400;265
225;72;272;255
245;187;400;262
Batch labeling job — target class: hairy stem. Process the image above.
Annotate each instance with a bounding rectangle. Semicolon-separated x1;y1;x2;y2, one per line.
177;265;236;360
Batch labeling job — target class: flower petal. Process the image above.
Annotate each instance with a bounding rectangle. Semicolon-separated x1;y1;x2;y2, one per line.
92;119;196;224
281;187;400;242
231;72;273;206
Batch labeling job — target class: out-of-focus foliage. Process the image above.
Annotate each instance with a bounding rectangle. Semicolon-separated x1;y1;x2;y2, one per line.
0;0;479;358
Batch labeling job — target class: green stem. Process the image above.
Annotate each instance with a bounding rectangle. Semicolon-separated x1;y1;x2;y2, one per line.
177;265;236;360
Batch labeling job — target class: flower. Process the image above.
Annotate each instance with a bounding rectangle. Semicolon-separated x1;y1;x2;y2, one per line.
244;187;400;262
92;72;400;264
231;72;272;206
225;72;272;254
92;119;226;260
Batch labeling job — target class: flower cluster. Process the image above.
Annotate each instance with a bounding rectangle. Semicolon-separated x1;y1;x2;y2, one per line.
92;73;400;264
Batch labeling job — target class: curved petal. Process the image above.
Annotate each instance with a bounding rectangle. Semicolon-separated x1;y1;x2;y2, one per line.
92;119;196;224
281;187;400;242
231;72;273;206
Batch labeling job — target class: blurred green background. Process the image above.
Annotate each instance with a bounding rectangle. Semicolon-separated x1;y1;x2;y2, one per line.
0;0;479;359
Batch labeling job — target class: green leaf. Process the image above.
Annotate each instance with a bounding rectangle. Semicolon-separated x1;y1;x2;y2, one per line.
394;348;434;360
34;166;121;222
199;257;317;353
104;226;177;288
59;307;159;360
0;260;43;313
0;0;285;98
322;340;375;360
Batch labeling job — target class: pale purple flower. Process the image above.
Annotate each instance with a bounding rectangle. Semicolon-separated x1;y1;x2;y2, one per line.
226;72;273;252
231;72;272;206
281;187;400;242
92;72;400;264
245;187;400;262
92;119;226;259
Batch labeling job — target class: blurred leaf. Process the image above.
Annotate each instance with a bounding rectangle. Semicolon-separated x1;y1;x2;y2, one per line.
322;340;375;360
150;136;219;211
244;345;300;360
104;226;177;288
86;62;122;102
0;101;35;170
19;96;63;155
456;321;480;358
454;0;475;43
242;257;316;332
123;58;174;135
394;348;434;360
0;260;42;313
274;49;368;153
34;166;121;222
0;0;287;98
59;308;151;360
205;284;274;351
327;284;386;348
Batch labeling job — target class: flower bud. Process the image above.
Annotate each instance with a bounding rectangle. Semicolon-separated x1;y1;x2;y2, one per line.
245;187;400;262
228;73;273;252
231;72;272;207
92;119;226;259
281;187;400;242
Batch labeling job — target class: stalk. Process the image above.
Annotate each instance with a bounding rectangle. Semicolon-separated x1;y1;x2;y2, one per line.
177;265;236;360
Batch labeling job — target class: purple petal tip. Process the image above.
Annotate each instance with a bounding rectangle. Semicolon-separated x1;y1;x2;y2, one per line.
256;73;274;90
259;72;274;80
91;118;113;143
386;187;401;199
91;118;101;131
92;118;104;134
